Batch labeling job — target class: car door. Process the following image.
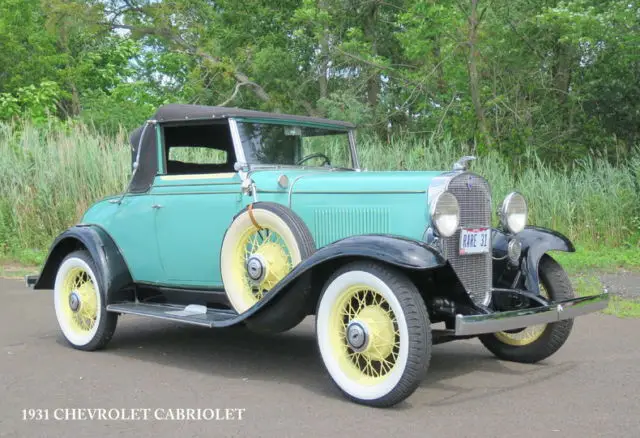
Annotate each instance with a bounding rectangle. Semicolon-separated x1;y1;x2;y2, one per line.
86;192;164;284
151;173;242;287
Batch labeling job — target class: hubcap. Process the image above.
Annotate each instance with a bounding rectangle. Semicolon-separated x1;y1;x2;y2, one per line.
346;321;368;351
246;254;267;283
237;228;293;301
58;266;99;334
68;292;81;312
331;286;401;380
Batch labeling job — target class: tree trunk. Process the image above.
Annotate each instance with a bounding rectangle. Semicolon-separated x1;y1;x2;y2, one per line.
467;0;489;144
318;0;329;101
553;43;572;106
364;1;379;108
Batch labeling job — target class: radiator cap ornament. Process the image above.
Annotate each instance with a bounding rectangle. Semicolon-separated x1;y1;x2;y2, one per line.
453;156;476;171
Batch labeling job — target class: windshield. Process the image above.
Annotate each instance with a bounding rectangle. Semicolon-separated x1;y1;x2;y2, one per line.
236;121;354;168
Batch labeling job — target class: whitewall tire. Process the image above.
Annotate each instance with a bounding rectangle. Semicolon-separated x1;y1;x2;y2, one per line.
53;250;117;351
316;261;431;407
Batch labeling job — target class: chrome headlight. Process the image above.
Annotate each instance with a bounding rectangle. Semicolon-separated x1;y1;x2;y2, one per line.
499;192;528;234
430;191;460;238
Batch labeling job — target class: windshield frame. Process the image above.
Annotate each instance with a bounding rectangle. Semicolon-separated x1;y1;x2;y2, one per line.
228;117;360;171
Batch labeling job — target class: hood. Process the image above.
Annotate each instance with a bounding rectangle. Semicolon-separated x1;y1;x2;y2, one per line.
250;169;445;194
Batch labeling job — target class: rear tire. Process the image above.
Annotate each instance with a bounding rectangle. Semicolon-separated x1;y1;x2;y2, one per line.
479;255;574;363
316;261;431;407
53;250;117;351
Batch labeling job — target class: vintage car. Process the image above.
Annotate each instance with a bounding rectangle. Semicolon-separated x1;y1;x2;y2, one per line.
26;104;608;407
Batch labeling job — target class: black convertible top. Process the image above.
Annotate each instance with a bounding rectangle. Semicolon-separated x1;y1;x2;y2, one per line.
151;104;356;128
126;104;354;193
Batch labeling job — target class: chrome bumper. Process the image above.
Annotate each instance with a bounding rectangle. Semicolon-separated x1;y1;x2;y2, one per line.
455;292;609;336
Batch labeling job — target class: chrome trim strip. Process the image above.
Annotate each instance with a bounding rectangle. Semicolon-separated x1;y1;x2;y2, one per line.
454;292;609;336
348;130;361;170
285;189;427;195
288;174;312;208
228;118;247;168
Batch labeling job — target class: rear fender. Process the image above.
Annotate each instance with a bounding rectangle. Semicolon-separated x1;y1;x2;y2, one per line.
493;226;575;294
34;225;133;303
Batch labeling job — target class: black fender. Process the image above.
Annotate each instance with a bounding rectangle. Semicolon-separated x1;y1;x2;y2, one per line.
241;234;446;320
34;225;133;304
492;226;575;294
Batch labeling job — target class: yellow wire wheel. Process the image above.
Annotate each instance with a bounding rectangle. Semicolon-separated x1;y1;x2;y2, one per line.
316;262;431;407
53;250;117;350
221;202;315;332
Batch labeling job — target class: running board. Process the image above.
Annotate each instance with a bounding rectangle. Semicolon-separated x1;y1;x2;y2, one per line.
106;303;239;328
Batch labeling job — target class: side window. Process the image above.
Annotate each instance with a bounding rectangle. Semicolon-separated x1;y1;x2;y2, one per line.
169;147;228;165
163;122;236;175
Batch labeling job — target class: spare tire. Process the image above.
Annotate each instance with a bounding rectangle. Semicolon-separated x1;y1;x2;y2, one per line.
220;202;315;333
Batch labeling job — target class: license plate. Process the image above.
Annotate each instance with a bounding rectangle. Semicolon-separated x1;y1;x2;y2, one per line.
459;228;491;255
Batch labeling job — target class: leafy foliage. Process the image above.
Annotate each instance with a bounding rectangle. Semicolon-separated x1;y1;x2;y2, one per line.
0;0;637;155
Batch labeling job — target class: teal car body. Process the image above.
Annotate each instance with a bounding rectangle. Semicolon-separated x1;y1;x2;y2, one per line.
31;104;608;315
32;103;608;319
81;169;440;288
28;103;610;408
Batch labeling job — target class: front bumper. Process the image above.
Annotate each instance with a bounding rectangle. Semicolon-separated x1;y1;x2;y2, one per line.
455;292;609;336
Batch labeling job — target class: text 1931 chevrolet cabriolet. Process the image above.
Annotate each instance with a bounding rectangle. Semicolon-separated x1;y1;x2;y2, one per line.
26;104;608;407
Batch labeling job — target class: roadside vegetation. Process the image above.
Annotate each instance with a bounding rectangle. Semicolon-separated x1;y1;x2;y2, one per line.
0;1;638;317
1;121;637;317
1;120;638;268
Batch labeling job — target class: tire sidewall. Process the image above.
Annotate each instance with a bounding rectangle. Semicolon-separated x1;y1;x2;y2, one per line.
54;253;104;347
316;268;410;401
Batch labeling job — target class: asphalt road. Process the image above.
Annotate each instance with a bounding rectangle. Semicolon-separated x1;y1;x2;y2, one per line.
1;278;639;438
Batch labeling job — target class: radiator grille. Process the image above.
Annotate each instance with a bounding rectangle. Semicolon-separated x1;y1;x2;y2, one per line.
441;173;493;305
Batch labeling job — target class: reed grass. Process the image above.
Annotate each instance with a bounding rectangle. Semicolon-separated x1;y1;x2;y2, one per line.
0;121;638;264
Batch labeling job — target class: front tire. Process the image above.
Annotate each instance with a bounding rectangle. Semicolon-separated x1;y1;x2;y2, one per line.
479;254;574;363
316;261;431;407
53;250;117;351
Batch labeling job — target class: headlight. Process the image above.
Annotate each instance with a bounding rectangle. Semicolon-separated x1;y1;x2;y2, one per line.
430;191;460;237
499;192;528;234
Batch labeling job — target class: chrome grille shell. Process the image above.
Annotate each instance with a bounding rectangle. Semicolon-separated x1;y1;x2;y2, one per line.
429;172;493;305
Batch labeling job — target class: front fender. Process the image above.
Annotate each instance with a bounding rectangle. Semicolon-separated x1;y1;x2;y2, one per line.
34;225;133;303
243;234;446;319
493;226;575;294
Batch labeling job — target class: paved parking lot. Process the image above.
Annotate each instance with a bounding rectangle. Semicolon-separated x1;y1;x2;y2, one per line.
1;278;639;438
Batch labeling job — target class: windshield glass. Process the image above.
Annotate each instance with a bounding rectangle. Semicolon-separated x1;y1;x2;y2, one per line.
236;121;353;168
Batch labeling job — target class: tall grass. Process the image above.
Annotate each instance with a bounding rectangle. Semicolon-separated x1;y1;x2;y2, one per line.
357;135;639;248
0;121;129;261
0;121;638;263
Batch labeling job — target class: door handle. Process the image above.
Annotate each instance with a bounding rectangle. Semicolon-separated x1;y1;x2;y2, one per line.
152;204;163;209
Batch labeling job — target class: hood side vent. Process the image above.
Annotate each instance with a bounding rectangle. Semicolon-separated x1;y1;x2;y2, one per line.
313;208;390;248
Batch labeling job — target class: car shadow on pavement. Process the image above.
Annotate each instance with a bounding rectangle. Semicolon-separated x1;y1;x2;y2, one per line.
420;342;577;407
98;316;576;407
102;317;336;398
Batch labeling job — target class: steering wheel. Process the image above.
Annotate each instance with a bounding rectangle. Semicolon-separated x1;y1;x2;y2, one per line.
296;152;331;166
